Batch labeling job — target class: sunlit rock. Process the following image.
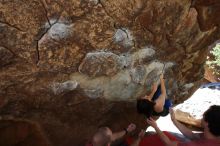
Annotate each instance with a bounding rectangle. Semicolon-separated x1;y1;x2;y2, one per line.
129;65;146;84
1;0;220;145
175;83;220;127
73;59;175;101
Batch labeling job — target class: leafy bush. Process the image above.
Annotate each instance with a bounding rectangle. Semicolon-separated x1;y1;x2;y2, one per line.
206;43;220;75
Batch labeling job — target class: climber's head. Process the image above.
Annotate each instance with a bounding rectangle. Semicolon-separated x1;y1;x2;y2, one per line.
137;99;156;118
202;105;220;137
92;127;112;146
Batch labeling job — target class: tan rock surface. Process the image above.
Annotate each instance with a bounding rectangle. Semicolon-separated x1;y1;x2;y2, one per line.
0;0;220;145
175;85;220;128
175;109;202;128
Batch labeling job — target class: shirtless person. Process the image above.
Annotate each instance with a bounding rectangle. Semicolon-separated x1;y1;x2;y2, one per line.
86;123;136;146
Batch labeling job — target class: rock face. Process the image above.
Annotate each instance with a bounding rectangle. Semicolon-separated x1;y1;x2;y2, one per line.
0;0;220;145
0;119;51;146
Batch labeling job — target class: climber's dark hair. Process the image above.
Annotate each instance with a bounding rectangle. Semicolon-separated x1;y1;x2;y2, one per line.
137;99;156;118
203;105;220;136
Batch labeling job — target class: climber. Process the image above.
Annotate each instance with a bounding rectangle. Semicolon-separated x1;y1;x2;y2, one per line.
86;123;136;146
136;73;172;119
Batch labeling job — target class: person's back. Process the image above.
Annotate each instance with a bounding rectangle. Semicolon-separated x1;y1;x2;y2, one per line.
133;105;220;146
177;105;220;146
178;137;220;146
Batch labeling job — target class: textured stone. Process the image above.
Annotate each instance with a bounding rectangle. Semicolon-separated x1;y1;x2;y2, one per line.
79;51;125;77
113;28;134;49
194;0;220;31
51;80;78;95
130;65;146;84
0;0;220;145
204;66;219;82
0;119;50;146
0;0;48;63
0;46;13;67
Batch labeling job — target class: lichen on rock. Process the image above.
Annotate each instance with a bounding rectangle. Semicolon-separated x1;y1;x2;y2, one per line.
79;51;126;77
113;28;134;49
51;80;78;95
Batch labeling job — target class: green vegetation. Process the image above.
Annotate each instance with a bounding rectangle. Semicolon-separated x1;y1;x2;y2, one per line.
206;43;220;75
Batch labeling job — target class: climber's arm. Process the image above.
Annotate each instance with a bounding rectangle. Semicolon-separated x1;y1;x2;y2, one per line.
147;83;158;99
141;83;157;100
154;74;166;113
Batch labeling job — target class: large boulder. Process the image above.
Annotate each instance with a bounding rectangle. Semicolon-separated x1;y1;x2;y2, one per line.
174;83;220;128
0;0;220;145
